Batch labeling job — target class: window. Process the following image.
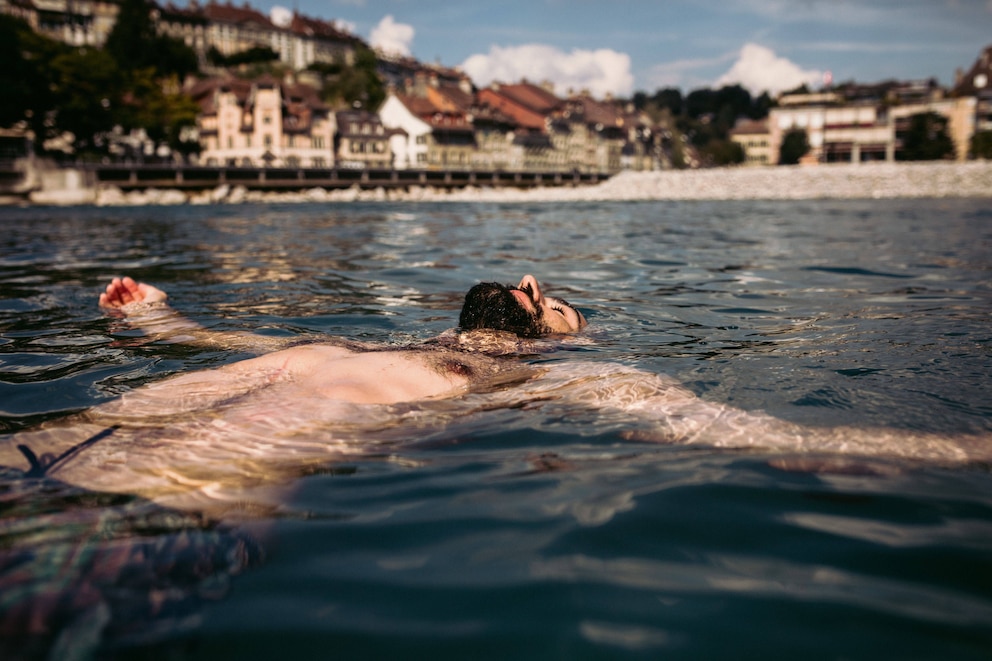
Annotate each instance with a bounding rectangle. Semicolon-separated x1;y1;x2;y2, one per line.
416;134;427;145
312;136;324;149
263;114;272;125
227;136;233;149
264;135;272;148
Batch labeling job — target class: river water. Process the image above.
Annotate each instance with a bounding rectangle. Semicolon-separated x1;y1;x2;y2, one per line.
1;199;990;659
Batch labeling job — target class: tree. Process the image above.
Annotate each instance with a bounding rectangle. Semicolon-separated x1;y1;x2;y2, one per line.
209;45;279;67
897;112;954;161
318;44;385;109
0;16;64;142
779;129;809;165
48;48;125;154
105;0;197;80
971;131;992;159
703;139;745;166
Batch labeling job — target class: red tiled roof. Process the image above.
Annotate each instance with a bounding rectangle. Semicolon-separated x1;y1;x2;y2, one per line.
729;119;769;136
289;12;355;42
395;93;439;118
952;44;992;97
394;94;471;130
202;1;273;28
497;83;562;114
566;94;623;127
428;84;473;113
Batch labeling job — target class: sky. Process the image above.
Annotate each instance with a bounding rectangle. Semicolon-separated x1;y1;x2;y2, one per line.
264;0;992;99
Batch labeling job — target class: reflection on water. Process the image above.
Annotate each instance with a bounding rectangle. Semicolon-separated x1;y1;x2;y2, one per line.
1;200;991;659
0;468;262;661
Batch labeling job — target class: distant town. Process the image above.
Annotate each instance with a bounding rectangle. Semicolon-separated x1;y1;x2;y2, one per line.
2;0;991;193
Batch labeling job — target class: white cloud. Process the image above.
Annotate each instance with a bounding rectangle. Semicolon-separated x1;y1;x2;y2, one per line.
370;15;415;57
334;18;357;34
462;44;634;98
714;43;823;95
269;5;292;28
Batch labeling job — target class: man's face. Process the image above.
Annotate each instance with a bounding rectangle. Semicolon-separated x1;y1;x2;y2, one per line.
507;275;587;334
458;275;587;337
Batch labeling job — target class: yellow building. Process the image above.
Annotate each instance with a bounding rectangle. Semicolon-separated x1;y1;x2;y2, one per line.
730;119;773;166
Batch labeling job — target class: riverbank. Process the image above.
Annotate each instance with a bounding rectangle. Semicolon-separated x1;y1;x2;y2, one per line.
438;161;992;203
16;160;992;206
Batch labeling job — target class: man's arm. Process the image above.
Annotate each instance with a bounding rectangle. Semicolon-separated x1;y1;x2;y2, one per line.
540;362;983;464
99;277;293;353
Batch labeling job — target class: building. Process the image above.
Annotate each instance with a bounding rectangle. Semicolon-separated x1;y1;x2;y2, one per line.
560;93;626;173
767;81;976;164
1;0;118;46
378;72;483;170
477;81;562;133
193;76;335;167
769;93;895;164
286;11;357;69
334;110;390;169
378;93;433;169
729;119;773;166
476;82;564;171
953;44;992;145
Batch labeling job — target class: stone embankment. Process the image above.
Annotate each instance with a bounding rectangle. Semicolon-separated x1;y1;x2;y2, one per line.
21;161;992;206
438;161;992;203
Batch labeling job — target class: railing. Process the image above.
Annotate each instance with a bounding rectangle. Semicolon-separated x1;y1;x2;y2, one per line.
87;164;611;191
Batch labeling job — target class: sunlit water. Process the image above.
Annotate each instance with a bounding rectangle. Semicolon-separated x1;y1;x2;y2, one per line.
1;200;990;659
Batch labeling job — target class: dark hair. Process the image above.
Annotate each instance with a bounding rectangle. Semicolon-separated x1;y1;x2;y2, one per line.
458;282;548;338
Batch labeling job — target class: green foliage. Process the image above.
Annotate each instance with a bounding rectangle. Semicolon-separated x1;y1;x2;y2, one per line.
702;139;745;166
779;129;809;165
0;16;63;138
48;48;125;152
897;112;954;161
632;84;770;167
633;88;684;120
319;44;385;109
971;131;992;159
208;45;279;67
105;0;197;80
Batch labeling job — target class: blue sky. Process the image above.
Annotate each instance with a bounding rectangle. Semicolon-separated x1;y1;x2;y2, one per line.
264;0;992;98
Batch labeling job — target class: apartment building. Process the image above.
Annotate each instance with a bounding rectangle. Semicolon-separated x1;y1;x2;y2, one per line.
379;73;488;170
194;77;335;167
1;0;118;46
953;44;992;140
744;77;976;165
730;119;773;166
334;110;390;169
5;0;361;72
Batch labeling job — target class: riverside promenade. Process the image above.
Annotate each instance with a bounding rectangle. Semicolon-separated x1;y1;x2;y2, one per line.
436;161;992;203
15;160;992;205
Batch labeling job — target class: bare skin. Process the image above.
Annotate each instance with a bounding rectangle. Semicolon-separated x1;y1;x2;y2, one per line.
511;274;587;333
1;276;988;515
96;275;583;403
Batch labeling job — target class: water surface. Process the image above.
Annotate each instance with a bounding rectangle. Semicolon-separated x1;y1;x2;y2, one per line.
1;199;990;659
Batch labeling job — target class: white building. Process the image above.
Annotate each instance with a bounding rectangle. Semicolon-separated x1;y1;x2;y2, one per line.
378;94;432;169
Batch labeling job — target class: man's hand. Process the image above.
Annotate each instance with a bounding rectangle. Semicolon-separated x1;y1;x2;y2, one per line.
99;277;168;310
